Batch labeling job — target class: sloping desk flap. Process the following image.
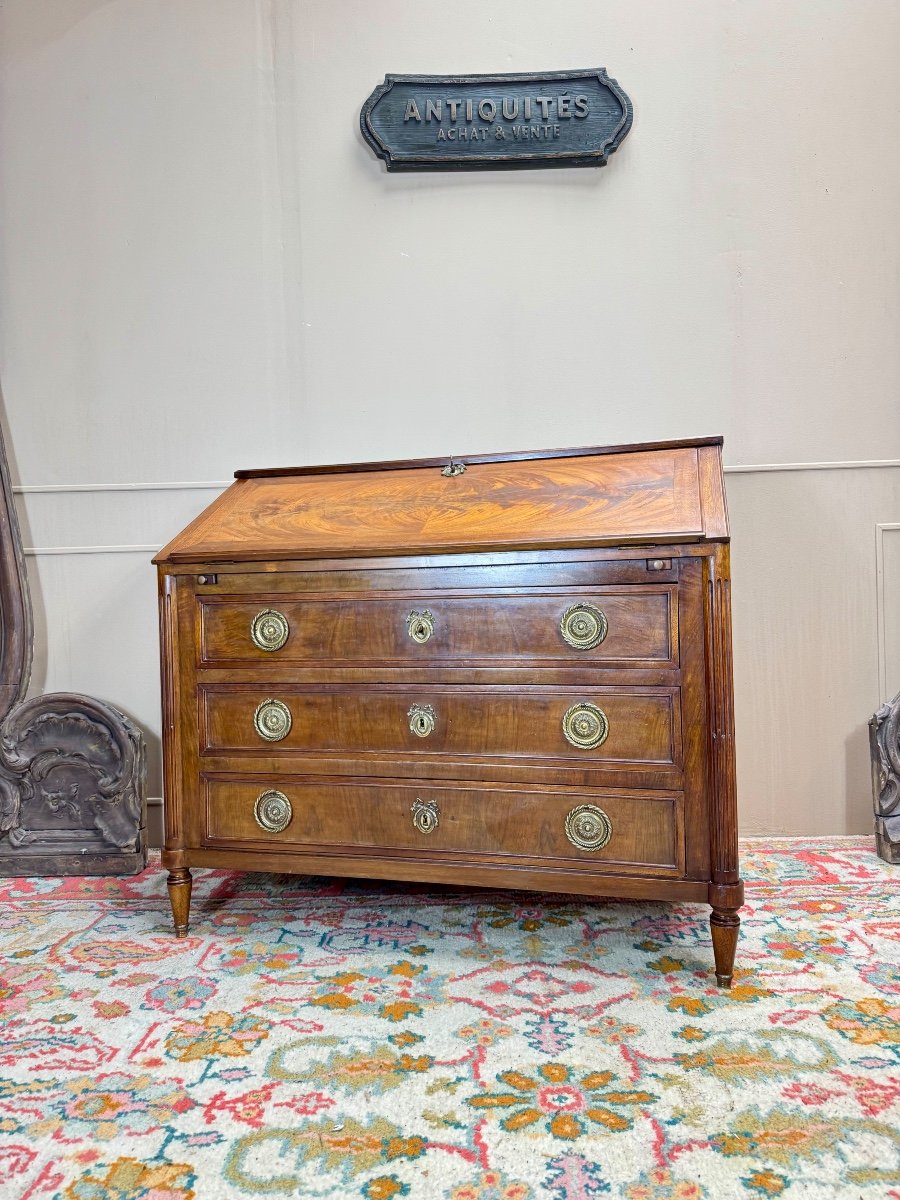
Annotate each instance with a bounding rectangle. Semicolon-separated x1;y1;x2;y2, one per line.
154;440;727;565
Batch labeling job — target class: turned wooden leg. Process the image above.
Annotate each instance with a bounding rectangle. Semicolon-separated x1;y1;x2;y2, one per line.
710;907;740;988
167;868;192;937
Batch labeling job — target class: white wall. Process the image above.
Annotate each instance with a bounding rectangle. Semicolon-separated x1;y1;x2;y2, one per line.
0;1;898;843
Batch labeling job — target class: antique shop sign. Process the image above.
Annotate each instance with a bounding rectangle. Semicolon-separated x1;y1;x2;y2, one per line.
360;69;632;171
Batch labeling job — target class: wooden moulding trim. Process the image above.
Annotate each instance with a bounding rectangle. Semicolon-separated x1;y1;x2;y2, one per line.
232;436;725;479
154;532;728;567
200;769;682;798
194;665;682;685
194;755;682;792
158;574;183;851
179;847;711;902
704;548;742;889
200;837;682;877
153;544;725;576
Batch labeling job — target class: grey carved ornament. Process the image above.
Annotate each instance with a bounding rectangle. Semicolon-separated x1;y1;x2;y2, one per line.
870;693;900;865
0;413;146;875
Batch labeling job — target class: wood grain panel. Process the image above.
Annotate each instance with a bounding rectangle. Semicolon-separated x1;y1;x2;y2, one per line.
198;587;675;668
199;683;679;765
203;775;682;874
156;446;707;563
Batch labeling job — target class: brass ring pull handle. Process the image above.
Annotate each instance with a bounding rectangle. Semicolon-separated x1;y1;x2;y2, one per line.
250;609;289;652
562;702;609;750
254;789;293;833
559;603;608;650
564;804;612;851
406;610;435;645
411;797;439;834
408;703;436;738
254;698;292;742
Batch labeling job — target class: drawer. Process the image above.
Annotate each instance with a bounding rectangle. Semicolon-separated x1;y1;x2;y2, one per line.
202;775;684;875
199;683;680;767
197;588;676;669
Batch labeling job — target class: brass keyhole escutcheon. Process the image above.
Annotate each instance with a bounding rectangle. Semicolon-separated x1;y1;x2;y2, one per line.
564;804;612;851
411;797;439;834
254;789;293;833
406;610;435;645
253;698;292;742
559;603;608;651
408;703;436;738
561;702;609;750
250;609;289;652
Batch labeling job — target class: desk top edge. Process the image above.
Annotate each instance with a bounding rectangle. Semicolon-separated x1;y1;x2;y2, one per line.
233;436;724;480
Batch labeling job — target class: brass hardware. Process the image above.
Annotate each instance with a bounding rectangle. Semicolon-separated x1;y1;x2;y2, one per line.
408;703;436;738
411;796;440;834
564;804;612;851
406;609;435;644
250;609;290;652
254;788;293;833
253;698;292;742
562;702;609;750
559;603;608;651
197;574;218;585
647;558;671;572
441;459;466;477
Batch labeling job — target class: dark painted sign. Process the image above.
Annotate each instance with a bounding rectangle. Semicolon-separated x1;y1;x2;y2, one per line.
360;69;632;172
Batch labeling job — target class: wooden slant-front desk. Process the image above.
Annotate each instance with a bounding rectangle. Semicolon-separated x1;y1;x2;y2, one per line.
154;438;743;986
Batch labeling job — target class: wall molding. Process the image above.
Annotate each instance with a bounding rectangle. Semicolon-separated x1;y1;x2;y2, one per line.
11;460;900;496
23;545;160;556
724;459;900;474
15;481;229;494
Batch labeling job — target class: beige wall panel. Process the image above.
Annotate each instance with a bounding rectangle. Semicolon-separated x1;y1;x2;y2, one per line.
24;550;163;800
728;467;900;836
1;0;898;483
878;526;900;704
14;485;227;553
276;0;900;468
0;0;285;484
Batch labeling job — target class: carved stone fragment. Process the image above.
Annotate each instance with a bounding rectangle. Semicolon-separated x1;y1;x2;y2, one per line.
870;693;900;865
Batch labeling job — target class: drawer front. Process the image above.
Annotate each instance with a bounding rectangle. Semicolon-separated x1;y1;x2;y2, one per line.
200;684;679;767
202;776;683;874
198;588;676;668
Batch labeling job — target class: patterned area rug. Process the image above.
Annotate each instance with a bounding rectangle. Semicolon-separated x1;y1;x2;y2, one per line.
0;837;898;1200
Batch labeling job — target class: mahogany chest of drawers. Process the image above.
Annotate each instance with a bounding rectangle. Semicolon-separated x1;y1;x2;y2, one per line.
154;438;743;986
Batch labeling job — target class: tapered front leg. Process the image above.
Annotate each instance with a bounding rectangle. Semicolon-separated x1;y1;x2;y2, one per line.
167;868;192;937
710;907;740;988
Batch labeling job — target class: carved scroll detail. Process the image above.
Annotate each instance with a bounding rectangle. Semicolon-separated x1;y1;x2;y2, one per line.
0;696;144;850
870;694;900;864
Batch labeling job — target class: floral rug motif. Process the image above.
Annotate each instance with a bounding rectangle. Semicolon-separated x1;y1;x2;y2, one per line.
0;837;898;1199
